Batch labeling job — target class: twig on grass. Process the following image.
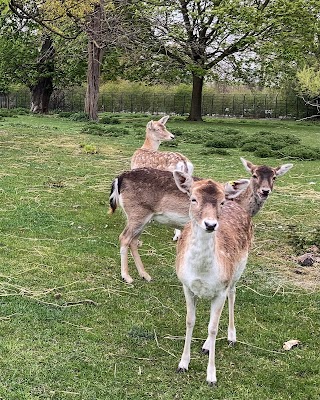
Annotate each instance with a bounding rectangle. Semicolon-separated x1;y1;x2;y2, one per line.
154;330;177;358
237;340;285;355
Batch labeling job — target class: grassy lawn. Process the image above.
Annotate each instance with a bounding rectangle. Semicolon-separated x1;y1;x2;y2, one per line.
0;113;319;399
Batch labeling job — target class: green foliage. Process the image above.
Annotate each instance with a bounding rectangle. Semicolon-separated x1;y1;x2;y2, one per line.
69;111;89;121
296;66;320;98
277;144;320;160
99;115;121;125
205;128;244;149
57;111;73;118
81;123;129;137
0;108;29;117
79;143;98;154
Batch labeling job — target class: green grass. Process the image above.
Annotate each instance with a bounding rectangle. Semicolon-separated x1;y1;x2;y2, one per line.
0;113;319;399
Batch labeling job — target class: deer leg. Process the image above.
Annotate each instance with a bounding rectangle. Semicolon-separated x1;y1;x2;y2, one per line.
119;215;151;284
227;286;237;345
206;294;226;386
119;227;134;284
130;237;152;282
177;286;197;373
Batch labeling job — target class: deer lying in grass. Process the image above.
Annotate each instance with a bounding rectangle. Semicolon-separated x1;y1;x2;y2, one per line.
109;159;293;283
131;115;193;241
131;115;194;174
173;171;252;386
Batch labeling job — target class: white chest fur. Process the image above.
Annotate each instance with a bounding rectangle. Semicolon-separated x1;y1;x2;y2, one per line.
178;229;227;299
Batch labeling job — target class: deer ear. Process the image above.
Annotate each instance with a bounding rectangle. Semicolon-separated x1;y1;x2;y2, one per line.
224;179;250;199
240;157;255;174
147;121;154;130
159;115;169;125
173;170;193;194
275;163;293;177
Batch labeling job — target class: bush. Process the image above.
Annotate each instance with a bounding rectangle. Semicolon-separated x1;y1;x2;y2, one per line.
81;123;129;137
253;144;274;158
277;144;320;160
99;115;121;124
58;111;73;118
69;112;89;122
241;131;301;151
205;128;245;149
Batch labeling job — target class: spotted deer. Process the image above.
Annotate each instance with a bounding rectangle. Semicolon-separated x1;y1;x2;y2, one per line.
109;159;293;283
131;115;194;174
173;171;253;386
131;115;193;241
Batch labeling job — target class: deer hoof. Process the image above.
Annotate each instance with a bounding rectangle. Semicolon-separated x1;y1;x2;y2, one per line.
122;276;133;284
207;380;217;388
201;348;209;355
176;367;187;374
228;340;236;347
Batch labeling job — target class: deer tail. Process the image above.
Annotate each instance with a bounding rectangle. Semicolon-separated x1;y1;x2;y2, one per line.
109;177;120;214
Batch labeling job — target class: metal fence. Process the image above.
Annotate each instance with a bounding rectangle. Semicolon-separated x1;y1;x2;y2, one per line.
0;89;316;119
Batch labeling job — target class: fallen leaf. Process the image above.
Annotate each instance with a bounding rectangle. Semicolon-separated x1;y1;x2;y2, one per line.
283;339;301;351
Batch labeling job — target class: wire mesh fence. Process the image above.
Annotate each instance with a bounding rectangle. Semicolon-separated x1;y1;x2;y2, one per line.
0;89;316;119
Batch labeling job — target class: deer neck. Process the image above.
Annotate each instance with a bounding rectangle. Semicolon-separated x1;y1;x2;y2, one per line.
187;222;217;269
141;134;160;150
235;183;266;217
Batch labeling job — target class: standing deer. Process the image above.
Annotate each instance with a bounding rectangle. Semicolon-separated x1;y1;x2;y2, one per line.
131;115;193;241
109;159;293;283
131;115;194;174
173;171;253;386
238;157;293;216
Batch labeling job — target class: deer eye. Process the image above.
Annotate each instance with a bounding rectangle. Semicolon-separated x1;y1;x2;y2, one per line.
220;201;225;207
272;176;276;181
252;174;258;179
191;197;198;204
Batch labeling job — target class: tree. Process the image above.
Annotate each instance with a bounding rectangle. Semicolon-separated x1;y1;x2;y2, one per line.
0;11;87;112
138;0;320;121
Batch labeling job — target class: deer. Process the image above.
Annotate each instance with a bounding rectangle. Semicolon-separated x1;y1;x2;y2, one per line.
131;115;194;174
131;115;193;241
173;170;253;386
238;157;293;216
109;159;293;283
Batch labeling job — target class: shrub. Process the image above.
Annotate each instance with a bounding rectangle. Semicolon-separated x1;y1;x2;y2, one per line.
99;115;121;125
81;123;129;137
205;128;245;149
253;144;274;158
277;145;320;160
241;131;301;151
69;112;89;121
58;111;73;118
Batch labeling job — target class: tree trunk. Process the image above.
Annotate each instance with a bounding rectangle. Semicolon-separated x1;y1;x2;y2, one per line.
30;36;54;114
187;73;204;121
84;1;105;121
84;39;104;121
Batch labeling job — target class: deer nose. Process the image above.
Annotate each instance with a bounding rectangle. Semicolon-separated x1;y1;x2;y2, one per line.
261;189;271;197
204;221;218;232
170;133;175;139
